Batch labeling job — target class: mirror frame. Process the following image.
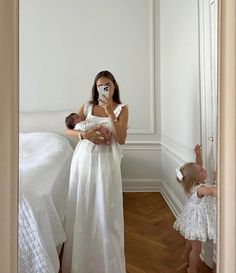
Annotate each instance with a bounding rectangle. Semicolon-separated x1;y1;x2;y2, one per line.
0;0;235;272
216;0;236;272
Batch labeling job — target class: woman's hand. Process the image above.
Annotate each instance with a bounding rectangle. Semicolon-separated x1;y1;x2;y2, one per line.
83;126;105;144
99;96;128;145
99;96;114;118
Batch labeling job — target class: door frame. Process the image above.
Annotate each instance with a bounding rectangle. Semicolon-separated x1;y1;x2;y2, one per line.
0;0;235;272
199;0;218;268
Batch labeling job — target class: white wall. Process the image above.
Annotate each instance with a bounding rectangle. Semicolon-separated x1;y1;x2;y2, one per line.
20;0;202;201
3;0;236;271
19;0;162;189
20;0;160;137
160;0;201;208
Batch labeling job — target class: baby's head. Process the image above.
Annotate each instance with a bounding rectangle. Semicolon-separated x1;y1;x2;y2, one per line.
65;113;82;129
176;162;207;194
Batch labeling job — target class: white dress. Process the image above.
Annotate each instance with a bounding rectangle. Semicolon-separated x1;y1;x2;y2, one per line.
62;103;126;273
173;183;216;243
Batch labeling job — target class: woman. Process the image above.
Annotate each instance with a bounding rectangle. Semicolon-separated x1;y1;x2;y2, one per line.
62;71;128;273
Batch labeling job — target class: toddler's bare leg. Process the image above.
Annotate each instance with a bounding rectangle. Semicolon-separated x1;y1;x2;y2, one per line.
188;240;202;273
182;240;192;265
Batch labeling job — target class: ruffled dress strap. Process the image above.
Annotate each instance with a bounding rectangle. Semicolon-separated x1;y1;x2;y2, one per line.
114;104;127;118
83;102;93;118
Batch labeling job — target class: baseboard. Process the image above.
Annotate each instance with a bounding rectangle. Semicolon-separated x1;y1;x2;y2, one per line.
122;179;162;192
160;180;183;218
122;178;183;218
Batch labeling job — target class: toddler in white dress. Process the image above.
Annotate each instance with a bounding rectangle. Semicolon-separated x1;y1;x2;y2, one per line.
173;145;216;273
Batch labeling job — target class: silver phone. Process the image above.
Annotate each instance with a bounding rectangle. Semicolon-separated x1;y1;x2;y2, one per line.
98;85;109;101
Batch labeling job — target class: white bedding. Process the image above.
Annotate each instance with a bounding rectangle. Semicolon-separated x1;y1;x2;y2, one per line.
19;132;73;273
18;196;55;273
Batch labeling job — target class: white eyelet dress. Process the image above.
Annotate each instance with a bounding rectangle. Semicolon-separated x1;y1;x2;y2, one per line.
62;103;126;273
173;183;216;243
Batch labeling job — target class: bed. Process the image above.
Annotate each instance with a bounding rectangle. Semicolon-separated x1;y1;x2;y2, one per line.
19;111;76;273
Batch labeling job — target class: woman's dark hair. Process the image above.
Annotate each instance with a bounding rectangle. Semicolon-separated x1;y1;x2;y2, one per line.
90;70;122;105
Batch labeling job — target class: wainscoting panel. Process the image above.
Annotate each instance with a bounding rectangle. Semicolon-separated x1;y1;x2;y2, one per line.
161;144;186;210
122;142;185;218
121;142;161;182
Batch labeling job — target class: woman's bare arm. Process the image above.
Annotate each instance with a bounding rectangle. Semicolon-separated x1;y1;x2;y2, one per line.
109;106;128;145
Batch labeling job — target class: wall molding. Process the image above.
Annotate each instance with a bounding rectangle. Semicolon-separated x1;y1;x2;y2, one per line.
128;0;157;135
162;134;194;162
162;133;193;152
124;141;161;150
162;142;188;164
123;178;162;192
160;180;183;218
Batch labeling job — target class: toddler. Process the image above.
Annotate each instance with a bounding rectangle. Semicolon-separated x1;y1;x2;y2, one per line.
65;113;112;144
173;144;216;273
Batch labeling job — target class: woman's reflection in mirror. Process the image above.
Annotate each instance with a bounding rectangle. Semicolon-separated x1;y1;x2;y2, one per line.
62;70;129;273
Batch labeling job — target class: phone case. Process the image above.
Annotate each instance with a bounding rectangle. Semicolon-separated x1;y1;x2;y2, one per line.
98;86;109;100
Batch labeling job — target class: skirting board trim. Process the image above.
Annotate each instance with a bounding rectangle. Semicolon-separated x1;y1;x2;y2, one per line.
122;179;162;192
160;180;183;218
122;179;183;218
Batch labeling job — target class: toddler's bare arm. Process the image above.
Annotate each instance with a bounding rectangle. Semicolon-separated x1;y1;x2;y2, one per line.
194;144;203;166
197;185;216;197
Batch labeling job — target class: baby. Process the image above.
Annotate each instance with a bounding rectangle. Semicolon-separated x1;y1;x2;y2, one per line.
65;113;112;144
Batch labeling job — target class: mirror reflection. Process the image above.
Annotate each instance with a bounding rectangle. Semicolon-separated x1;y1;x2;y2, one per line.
19;0;218;273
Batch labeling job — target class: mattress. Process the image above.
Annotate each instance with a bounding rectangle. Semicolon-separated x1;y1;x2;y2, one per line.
19;132;74;273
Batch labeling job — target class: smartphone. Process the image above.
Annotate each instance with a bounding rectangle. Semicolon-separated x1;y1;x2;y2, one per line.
98;85;109;102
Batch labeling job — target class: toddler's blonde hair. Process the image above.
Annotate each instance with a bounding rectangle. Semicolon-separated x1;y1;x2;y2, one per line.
177;162;200;194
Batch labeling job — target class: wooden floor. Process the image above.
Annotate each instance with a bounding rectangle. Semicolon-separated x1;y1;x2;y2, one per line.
124;192;213;273
60;192;213;273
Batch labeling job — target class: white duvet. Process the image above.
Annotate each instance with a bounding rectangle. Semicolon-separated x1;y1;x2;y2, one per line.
19;132;73;273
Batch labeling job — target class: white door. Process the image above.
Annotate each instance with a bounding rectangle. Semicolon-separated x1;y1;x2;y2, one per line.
199;0;218;269
206;0;217;184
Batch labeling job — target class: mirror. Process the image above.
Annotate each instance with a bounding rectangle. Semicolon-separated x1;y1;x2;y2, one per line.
19;0;218;273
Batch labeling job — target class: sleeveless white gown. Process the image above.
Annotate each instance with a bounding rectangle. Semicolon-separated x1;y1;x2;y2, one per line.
62;104;126;273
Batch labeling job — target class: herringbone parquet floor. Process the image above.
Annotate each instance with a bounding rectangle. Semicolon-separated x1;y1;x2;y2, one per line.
124;192;213;273
60;192;213;273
